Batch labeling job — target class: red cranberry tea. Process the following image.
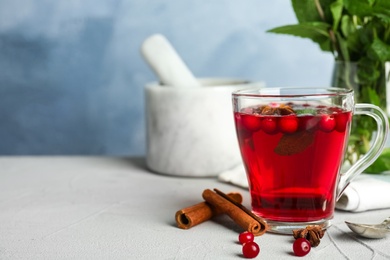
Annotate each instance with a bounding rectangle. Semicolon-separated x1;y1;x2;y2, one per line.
234;103;352;222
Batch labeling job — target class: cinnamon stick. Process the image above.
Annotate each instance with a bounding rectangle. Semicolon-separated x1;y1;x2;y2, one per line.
175;192;243;229
202;189;267;236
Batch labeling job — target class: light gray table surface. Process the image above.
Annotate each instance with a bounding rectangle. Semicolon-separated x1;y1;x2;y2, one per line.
1;156;389;259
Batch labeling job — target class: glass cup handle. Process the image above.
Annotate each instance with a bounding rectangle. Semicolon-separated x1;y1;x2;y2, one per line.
337;103;389;200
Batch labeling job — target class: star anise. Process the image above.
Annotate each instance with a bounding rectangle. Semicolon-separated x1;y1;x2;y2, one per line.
255;103;295;115
292;225;325;247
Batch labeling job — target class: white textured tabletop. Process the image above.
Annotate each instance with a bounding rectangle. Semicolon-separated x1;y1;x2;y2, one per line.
1;156;390;259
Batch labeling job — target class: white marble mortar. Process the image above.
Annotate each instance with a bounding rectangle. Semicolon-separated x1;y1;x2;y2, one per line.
145;78;263;177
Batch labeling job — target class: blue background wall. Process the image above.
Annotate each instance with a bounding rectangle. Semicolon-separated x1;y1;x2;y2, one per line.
0;0;334;155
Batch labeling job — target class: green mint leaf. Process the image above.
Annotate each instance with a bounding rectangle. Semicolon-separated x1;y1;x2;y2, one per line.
320;0;339;23
330;0;343;32
343;19;361;54
267;22;331;49
292;0;336;24
369;38;390;62
340;15;356;38
336;31;350;61
357;58;381;84
373;0;390;23
274;131;315;156
365;148;390;174
292;0;323;23
295;108;317;115
367;87;381;106
319;38;333;52
373;12;390;24
375;0;390;10
344;0;374;16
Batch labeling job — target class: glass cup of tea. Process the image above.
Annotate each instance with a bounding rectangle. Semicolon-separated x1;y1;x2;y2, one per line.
232;87;389;234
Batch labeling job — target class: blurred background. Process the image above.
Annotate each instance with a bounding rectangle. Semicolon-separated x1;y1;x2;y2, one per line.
0;0;334;155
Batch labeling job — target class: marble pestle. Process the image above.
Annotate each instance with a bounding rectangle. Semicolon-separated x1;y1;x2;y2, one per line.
141;34;201;87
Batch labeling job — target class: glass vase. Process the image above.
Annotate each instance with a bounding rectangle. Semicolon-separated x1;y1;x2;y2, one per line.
331;61;390;170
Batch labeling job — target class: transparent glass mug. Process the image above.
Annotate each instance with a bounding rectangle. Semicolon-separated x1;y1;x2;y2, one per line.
232;87;389;234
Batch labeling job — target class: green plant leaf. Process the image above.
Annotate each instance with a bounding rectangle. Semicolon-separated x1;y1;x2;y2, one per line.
346;33;362;56
357;58;381;85
330;0;343;32
375;0;390;10
369;37;390;61
292;0;323;22
321;0;340;24
367;87;381;106
358;24;374;47
365;148;390;173
339;16;365;58
374;12;390;24
267;22;331;50
373;0;390;24
336;32;350;60
344;0;374;16
340;15;356;38
319;38;333;52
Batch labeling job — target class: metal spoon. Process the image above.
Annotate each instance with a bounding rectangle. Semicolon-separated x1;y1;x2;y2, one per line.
345;217;390;239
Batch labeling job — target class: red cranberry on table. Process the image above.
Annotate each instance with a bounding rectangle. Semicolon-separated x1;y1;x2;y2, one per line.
242;241;260;258
238;231;254;245
293;238;311;257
